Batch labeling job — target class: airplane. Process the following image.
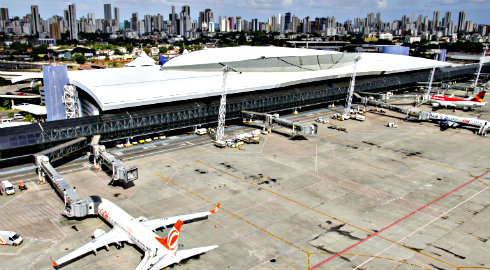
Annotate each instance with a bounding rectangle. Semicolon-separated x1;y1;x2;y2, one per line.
52;197;220;270
430;91;487;110
430;112;489;135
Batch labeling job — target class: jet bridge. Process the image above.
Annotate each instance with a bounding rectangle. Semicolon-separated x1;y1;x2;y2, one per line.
91;144;138;185
242;111;318;136
34;155;100;218
361;97;489;136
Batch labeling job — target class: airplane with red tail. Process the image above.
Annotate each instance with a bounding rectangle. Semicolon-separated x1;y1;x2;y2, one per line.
430;91;487;110
52;197;220;270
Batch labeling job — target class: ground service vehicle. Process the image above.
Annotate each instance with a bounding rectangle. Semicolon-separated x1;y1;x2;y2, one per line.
0;231;23;245
1;180;15;195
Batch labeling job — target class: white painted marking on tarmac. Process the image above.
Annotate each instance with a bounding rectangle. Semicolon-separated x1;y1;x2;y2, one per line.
0;238;35;255
353;186;490;270
28;238;60;269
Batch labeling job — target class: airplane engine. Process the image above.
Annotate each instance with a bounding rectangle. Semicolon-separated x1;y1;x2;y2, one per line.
93;228;106;239
431;103;440;107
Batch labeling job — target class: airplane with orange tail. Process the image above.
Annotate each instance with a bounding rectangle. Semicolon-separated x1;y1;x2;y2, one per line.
52;197;220;270
430;91;487;110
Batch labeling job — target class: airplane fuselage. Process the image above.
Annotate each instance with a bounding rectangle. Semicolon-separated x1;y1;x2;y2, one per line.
429;112;489;127
431;95;486;109
98;199;170;260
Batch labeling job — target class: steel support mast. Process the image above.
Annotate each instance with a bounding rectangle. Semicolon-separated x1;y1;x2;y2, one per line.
472;49;487;88
424;53;439;101
216;65;231;144
344;55;361;117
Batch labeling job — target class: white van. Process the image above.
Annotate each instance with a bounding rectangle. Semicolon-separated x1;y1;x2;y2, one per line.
0;231;23;246
1;180;15;195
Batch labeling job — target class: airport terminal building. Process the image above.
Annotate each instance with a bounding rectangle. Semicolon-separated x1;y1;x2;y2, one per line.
0;46;483;160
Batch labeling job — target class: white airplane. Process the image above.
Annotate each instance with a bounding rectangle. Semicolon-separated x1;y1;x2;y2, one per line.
430;91;487;110
52;197;220;270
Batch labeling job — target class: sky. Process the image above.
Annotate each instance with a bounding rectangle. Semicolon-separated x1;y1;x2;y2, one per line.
5;0;490;25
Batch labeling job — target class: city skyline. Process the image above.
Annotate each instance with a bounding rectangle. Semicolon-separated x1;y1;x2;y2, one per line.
4;0;490;25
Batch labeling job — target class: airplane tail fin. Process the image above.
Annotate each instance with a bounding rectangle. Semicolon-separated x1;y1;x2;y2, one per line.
470;91;486;102
210;203;221;215
155;219;183;255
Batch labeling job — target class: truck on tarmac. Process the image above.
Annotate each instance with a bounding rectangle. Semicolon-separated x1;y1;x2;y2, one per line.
1;180;15;195
0;231;23;245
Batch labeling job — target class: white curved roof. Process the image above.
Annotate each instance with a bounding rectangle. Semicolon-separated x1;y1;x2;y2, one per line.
164;46;339;67
125;51;156;67
10;47;455;111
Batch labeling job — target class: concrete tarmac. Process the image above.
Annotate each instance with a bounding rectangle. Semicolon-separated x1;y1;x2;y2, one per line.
0;93;489;270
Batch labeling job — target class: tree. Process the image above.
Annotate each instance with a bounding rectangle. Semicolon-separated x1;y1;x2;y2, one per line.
143;47;151;55
126;45;134;54
73;53;86;64
159;47;168;54
114;48;123;55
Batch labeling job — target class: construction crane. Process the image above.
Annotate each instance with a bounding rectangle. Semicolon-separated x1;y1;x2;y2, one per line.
472;48;487;89
215;65;231;147
343;54;361;119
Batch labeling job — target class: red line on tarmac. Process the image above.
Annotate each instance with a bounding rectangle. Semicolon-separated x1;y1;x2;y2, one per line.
311;170;490;270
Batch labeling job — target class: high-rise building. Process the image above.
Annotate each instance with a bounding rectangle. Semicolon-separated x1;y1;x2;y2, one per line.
251;18;258;32
0;8;9;21
457;11;466;32
144;14;152;33
236;16;242;32
104;4;111;21
181;5;190;16
169;5;176;35
114;7;119;30
285;12;291;32
49;22;61;39
155;14;163;31
443;11;451;28
31;5;40;35
302;16;311;33
131;12;138;31
68;4;77;39
432;10;440;29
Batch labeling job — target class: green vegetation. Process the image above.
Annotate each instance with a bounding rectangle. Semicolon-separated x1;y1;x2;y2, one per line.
73;53;86;64
114;48;124;55
23;114;36;122
72;47;96;55
159;47;168;54
0;76;10;86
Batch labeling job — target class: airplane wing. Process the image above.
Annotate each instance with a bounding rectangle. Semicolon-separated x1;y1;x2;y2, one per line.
142;204;220;231
52;228;130;268
148;245;219;270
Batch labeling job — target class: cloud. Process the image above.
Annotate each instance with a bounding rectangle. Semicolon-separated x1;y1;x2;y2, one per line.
376;0;388;9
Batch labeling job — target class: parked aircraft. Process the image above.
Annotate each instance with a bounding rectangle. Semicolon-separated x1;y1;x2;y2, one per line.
52;197;220;270
430;91;487;110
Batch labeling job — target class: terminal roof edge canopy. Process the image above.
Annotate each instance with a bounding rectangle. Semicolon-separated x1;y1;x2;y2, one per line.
13;46;454;111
